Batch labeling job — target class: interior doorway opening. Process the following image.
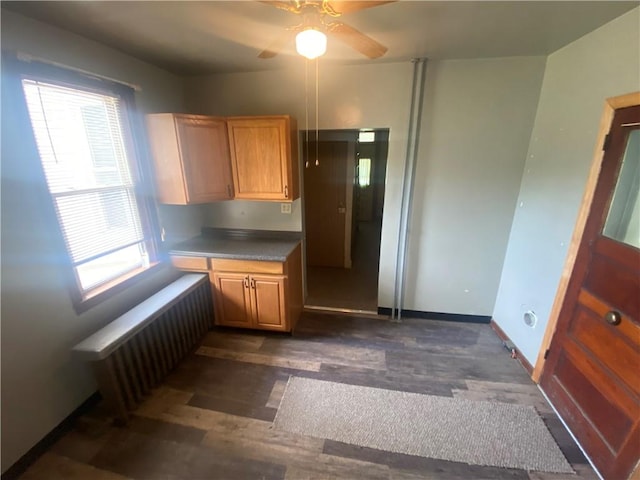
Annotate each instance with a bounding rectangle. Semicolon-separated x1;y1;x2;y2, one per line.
302;129;389;312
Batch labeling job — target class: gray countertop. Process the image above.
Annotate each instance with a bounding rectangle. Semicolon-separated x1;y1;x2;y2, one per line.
168;228;302;262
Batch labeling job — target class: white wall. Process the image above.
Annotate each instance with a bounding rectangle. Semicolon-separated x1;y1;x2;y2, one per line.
404;57;546;315
492;7;640;365
184;62;414;307
0;10;190;472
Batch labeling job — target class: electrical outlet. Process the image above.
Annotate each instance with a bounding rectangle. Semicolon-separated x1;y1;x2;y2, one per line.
281;203;292;214
524;310;537;328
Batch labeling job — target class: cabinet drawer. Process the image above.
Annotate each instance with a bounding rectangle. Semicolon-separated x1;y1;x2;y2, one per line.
170;255;208;271
210;258;284;274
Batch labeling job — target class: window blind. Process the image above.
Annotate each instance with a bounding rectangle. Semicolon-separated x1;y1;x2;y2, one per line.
22;79;150;293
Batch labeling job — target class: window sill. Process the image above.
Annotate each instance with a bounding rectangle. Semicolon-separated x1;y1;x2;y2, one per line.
72;261;165;315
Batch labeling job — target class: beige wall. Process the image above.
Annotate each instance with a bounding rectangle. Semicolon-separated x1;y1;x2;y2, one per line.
0;10;189;472
493;7;640;364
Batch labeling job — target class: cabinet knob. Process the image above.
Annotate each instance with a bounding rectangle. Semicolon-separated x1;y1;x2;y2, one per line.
243;276;249;288
604;310;622;326
250;278;256;289
284;185;289;198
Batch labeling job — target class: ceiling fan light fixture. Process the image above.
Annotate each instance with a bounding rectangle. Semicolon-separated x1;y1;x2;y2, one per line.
295;28;327;59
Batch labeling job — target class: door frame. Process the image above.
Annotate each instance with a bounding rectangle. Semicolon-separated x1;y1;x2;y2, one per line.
532;91;640;382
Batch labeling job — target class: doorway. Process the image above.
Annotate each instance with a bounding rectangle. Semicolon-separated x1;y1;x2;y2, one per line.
302;129;389;312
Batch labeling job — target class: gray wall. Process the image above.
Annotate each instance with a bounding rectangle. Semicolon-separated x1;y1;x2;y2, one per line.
184;57;546;312
184;62;414;308
0;10;190;472
404;57;545;315
492;7;640;364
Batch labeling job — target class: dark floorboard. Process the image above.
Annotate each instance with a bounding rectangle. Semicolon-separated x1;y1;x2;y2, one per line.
18;312;598;480
306;220;381;312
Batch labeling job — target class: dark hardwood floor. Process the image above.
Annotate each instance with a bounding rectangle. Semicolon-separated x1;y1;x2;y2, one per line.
19;312;598;480
306;221;381;312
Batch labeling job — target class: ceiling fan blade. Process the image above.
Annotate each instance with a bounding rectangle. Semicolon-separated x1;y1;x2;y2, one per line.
260;1;302;14
328;21;387;59
324;1;395;16
258;28;298;59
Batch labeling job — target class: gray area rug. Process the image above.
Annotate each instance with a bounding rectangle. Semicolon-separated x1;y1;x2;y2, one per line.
273;377;573;473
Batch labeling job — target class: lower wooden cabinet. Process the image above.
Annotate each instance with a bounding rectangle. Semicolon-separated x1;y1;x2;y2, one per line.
170;243;302;332
212;272;288;330
170;255;208;272
210;245;302;332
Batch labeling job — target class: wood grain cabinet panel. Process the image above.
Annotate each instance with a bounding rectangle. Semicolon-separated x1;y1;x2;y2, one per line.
146;114;234;204
212;273;288;331
170;244;302;332
251;275;287;330
211;272;254;328
226;115;299;201
170;255;208;272
210;244;302;332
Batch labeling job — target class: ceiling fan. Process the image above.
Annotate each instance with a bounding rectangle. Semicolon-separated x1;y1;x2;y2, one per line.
258;0;394;60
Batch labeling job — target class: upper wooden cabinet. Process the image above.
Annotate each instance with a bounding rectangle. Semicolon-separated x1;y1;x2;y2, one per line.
146;114;234;204
226;115;299;201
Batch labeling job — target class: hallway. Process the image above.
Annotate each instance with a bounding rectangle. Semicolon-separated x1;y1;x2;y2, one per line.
306;220;381;312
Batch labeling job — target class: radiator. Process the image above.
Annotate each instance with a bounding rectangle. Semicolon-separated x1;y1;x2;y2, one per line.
73;274;213;423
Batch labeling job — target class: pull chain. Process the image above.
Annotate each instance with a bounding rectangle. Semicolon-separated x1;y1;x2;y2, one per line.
305;59;310;169
315;57;320;167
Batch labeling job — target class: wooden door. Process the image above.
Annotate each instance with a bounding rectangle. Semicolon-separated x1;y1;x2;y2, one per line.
304;141;349;267
176;116;233;203
227;117;291;200
540;105;640;480
250;275;287;331
211;272;253;328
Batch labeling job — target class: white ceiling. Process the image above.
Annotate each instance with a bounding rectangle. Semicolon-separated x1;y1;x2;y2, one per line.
3;1;637;75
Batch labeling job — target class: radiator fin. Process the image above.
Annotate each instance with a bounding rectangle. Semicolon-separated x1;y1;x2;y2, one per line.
91;279;213;422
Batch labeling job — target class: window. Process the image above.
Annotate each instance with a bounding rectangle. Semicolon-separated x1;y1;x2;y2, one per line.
358;130;375;143
21;74;158;307
358;158;372;187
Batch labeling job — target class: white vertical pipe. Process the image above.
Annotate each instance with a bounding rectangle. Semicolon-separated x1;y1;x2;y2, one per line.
392;58;428;322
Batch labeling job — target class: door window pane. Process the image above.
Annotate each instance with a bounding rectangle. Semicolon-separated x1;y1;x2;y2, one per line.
603;129;640;249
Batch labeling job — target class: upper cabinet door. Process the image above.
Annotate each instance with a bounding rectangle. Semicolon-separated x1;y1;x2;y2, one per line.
227;115;299;201
176;116;234;203
146;114;234;204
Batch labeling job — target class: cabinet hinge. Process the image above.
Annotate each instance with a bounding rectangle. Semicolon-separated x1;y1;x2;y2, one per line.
602;133;611;152
544;348;550;360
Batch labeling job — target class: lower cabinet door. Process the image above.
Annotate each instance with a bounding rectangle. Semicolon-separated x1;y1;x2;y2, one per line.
250;275;287;331
211;272;253;328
